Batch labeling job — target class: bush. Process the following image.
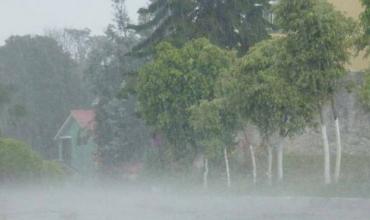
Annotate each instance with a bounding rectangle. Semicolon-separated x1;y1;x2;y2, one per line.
0;138;43;182
0;138;64;184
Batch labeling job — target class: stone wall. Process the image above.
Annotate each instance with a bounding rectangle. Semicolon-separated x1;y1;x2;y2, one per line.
284;72;370;155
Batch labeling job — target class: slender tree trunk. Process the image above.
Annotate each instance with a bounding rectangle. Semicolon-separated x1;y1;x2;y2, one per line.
267;146;273;185
203;157;209;190
320;109;331;184
249;145;257;184
332;99;342;183
277;144;284;182
242;129;257;185
224;147;231;188
334;118;342;183
58;143;63;161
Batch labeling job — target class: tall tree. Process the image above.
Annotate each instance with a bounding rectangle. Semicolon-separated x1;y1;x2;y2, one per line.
84;0;151;175
45;28;92;63
137;38;236;169
222;38;315;183
0;35;87;157
189;98;239;188
359;0;370;107
275;0;354;184
359;0;370;55
129;0;270;54
85;37;150;171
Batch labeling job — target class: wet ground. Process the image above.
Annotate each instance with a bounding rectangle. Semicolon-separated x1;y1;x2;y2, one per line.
1;187;370;220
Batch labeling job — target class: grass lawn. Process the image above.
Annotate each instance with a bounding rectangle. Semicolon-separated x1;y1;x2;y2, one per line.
144;153;370;198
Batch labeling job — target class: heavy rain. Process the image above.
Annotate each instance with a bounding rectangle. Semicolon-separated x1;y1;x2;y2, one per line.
1;0;370;219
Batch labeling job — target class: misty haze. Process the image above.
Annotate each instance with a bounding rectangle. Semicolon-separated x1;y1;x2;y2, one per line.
1;0;370;219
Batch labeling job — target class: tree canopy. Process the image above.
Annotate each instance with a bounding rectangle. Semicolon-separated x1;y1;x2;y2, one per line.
0;35;88;156
275;0;354;110
221;38;315;140
83;1;151;173
359;0;370;110
189;97;239;159
359;0;370;55
129;0;270;55
137;38;236;159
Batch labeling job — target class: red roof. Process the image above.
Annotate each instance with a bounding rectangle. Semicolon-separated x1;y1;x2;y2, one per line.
71;110;96;131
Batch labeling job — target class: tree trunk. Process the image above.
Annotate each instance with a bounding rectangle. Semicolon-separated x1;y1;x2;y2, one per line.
267;146;273;185
224;147;231;188
249;145;257;184
277;144;284;182
203;157;209;190
332;98;342;183
334;118;342;183
320;109;331;184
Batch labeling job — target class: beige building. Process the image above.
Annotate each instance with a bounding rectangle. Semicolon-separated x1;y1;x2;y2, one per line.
328;0;369;71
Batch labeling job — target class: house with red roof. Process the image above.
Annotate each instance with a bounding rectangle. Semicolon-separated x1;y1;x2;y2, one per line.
54;110;98;175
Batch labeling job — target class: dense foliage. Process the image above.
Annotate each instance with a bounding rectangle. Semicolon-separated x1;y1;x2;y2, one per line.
359;0;370;110
222;38;315;140
129;0;270;54
0;138;64;183
83;1;151;174
0;36;88;157
275;0;353;108
189;98;239;159
137;39;236;162
360;0;370;55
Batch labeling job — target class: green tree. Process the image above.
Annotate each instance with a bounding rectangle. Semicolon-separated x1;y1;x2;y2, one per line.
0;36;88;157
83;1;151;176
189;98;239;188
359;0;370;55
137;38;236;169
359;0;370;109
46;28;92;62
222;38;315;183
129;0;270;54
275;0;354;184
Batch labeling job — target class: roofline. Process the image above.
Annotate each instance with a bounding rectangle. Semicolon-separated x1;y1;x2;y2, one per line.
54;114;72;140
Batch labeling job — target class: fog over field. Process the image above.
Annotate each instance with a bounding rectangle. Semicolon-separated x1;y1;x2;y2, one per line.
1;185;370;220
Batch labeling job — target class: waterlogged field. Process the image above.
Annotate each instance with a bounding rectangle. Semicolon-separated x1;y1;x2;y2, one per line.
1;186;370;220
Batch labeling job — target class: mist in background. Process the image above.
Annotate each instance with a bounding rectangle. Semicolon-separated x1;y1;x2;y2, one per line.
0;0;148;45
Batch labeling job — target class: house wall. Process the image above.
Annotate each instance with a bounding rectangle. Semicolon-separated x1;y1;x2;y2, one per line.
328;0;369;71
58;120;97;176
72;125;97;176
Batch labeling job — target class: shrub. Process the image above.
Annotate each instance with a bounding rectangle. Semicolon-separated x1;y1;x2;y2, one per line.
0;138;64;184
0;138;43;182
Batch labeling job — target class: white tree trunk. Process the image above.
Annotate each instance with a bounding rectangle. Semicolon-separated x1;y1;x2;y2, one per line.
58;144;63;161
249;145;257;184
267;146;273;185
224;147;231;188
321;123;331;184
277;145;284;182
203;157;209;190
334;118;342;183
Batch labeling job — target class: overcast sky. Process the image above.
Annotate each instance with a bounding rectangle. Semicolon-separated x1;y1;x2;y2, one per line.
0;0;148;45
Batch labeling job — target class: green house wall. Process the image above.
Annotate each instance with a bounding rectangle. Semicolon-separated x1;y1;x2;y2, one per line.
57;119;97;176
